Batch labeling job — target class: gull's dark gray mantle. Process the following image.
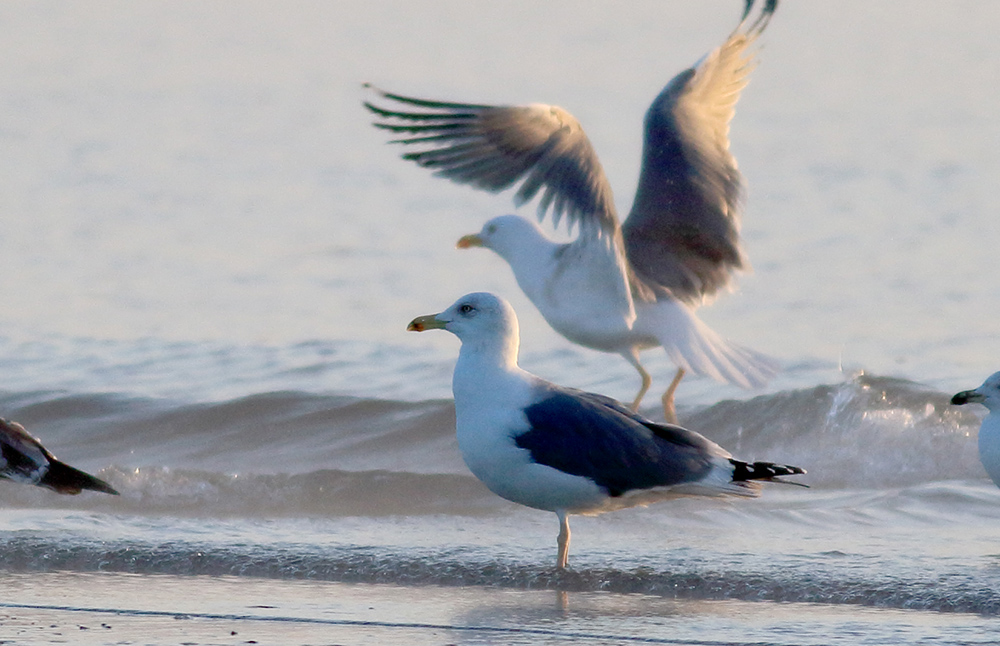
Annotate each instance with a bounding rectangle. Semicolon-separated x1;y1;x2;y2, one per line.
515;383;803;498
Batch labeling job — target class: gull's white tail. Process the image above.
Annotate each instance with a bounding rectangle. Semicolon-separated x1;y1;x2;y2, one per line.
636;299;778;389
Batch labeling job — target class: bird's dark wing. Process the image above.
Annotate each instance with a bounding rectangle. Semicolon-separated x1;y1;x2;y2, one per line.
622;0;777;302
0;417;119;495
365;85;619;238
0;417;50;484
515;385;721;496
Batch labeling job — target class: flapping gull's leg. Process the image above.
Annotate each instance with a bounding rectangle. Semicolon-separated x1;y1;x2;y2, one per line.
556;510;571;569
661;368;686;425
621;348;652;412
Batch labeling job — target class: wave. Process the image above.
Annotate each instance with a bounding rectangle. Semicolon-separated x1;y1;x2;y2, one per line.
682;371;980;488
0;390;464;475
0;467;499;517
0;372;986;515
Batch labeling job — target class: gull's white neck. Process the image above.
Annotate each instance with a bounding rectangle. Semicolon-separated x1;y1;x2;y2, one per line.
452;324;526;406
492;230;562;304
490;224;635;348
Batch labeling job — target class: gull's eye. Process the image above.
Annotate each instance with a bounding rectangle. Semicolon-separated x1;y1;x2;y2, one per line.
486;224;497;234
458;304;475;315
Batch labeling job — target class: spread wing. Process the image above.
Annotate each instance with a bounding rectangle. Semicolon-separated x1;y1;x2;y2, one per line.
365;86;619;239
622;0;777;303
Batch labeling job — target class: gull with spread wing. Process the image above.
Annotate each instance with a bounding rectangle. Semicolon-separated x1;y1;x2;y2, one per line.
368;0;779;422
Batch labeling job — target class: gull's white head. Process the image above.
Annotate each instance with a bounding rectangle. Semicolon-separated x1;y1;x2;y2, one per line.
952;371;1000;412
456;215;549;261
407;292;520;356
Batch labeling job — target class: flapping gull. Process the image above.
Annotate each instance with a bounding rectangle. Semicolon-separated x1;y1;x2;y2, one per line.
0;417;119;495
952;372;1000;487
367;0;779;422
408;292;804;569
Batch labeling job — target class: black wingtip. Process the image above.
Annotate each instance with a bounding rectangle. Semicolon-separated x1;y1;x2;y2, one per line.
731;460;807;487
362;82;393;100
738;0;778;35
40;459;119;496
362;84;495;113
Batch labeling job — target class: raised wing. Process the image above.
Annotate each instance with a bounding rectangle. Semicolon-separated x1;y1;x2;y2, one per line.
622;0;777;303
365;86;619;238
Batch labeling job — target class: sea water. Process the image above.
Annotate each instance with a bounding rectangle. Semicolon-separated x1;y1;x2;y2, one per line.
1;1;999;644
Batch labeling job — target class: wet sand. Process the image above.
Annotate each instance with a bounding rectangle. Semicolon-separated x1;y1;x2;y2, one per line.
1;571;994;646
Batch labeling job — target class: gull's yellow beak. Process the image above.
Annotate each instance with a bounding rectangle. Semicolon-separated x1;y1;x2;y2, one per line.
456;234;484;249
407;314;446;332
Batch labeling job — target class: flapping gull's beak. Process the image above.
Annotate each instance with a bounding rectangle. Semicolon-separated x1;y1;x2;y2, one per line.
456;234;484;249
951;389;986;406
407;313;447;332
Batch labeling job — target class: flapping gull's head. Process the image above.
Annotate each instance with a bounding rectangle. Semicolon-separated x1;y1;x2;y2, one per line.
408;292;520;354
456;215;549;261
952;372;1000;411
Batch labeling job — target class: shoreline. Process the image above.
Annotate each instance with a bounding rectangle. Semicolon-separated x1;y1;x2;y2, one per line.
0;571;992;646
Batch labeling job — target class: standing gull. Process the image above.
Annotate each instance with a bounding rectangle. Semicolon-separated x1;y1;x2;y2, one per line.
408;292;804;569
368;0;779;422
0;417;119;495
951;372;1000;487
